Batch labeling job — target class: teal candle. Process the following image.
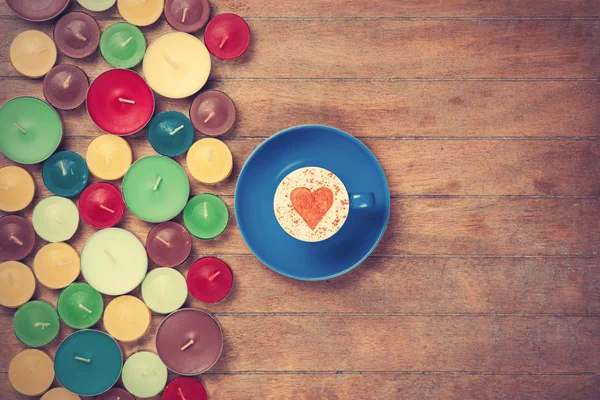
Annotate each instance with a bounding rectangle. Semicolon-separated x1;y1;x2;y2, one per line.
54;329;123;396
122;352;168;398
0;97;62;164
13;301;60;347
32;196;79;243
183;193;229;239
100;22;146;69
141;267;188;314
57;283;103;329
122;156;190;223
42;151;89;197
148;111;194;157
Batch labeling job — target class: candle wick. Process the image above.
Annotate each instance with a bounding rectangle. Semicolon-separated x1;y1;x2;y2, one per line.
219;35;229;49
202;201;208;219
104;249;117;263
79;304;93;314
28;359;39;373
105;155;111;170
169;125;185;136
121;36;133;47
117;397;120;400
59;160;68;176
207;148;213;162
153;176;162;191
56;260;72;267
156;236;171;246
63;73;72;89
124;315;137;326
142;371;156;377
75;356;91;363
160;287;166;296
164;54;178;68
180;339;194;351
9;235;23;246
99;204;115;213
0;186;11;191
118;97;136;104
55;216;64;225
74;32;87;41
13;123;27;133
208;270;221;282
34;322;50;329
7;271;14;285
31;47;48;55
178;387;186;400
182;7;189;23
203;111;216;124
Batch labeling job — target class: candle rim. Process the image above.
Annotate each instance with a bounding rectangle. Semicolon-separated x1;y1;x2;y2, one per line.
99;21;147;69
204;13;251;60
78;182;126;229
164;0;211;33
53;11;101;59
42;64;90;111
41;150;90;198
183;193;230;239
164;377;208;399
6;0;70;22
13;300;60;348
189;89;237;136
85;134;133;180
146;221;192;267
147;110;195;157
0;260;36;308
0;214;36;260
57;282;104;329
9;30;58;78
117;0;165;27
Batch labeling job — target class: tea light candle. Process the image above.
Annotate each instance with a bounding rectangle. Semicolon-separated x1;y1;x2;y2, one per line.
0;166;35;212
122;352;168;398
142;32;211;99
100;22;146;69
86;134;132;180
54;12;101;59
80;228;148;295
78;183;126;229
163;378;208;400
148;111;195;157
42;151;89;198
14;300;60;347
165;0;210;33
54;330;123;396
186;138;233;184
8;349;54;396
122;156;190;223
32;196;79;243
187;257;233;303
33;242;81;289
10;30;57;78
77;0;117;11
0;215;35;261
118;0;164;26
0;97;62;164
41;387;80;400
205;13;251;60
104;295;152;342
43;64;89;110
183;194;229;240
146;222;192;267
97;388;135;400
87;69;155;136
6;0;70;22
156;308;223;375
57;283;103;329
142;268;188;314
190;90;236;137
0;261;35;308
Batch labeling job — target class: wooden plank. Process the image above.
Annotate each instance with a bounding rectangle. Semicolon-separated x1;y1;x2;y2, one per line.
2;79;599;138
1;315;599;372
1;373;599;400
1;256;598;315
0;19;598;78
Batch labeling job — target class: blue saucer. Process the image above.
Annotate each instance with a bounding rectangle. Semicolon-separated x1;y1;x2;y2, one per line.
235;125;390;280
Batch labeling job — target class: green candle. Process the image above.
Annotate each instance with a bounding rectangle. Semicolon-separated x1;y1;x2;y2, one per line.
122;352;168;398
122;156;190;223
57;283;103;329
141;268;187;314
100;22;146;69
0;97;62;164
32;196;79;243
13;301;60;347
183;193;229;240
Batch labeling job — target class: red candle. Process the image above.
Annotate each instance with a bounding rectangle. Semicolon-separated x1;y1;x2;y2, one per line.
87;69;155;136
204;13;251;60
163;377;207;400
0;215;36;261
187;257;233;303
146;222;192;268
78;183;126;229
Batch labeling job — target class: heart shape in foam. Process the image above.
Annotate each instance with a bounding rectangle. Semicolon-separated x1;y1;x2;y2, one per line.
290;187;334;230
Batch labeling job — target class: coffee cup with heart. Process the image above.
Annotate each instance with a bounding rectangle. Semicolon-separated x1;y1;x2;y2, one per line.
273;166;375;242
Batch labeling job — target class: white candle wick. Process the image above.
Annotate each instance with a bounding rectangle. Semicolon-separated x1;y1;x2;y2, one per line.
121;36;133;47
74;32;87;41
118;97;136;104
75;356;91;363
180;339;194;351
56;260;72;267
178;387;186;400
63;73;72;89
0;186;11;191
79;304;93;314
208;270;221;282
207;148;213;162
7;271;14;285
9;235;23;246
202;201;208;219
169;125;185;136
182;7;189;23
104;249;117;263
153;176;162;191
124;315;137;326
164;54;178;68
34;322;50;329
28;359;39;373
59;160;68;176
99;204;115;213
14;123;26;133
105;155;111;170
219;35;229;49
55;216;64;225
156;236;171;246
203;111;215;124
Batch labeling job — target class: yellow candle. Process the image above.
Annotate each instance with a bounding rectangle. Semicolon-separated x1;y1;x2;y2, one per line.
8;349;54;396
0;165;35;212
10;30;57;78
104;295;151;342
33;242;81;289
118;0;164;26
0;261;35;308
142;32;211;99
186;138;233;185
41;387;80;400
86;134;133;180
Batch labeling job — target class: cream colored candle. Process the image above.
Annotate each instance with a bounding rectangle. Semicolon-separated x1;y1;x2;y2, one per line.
34;242;80;289
104;295;152;342
118;0;164;26
0;261;35;308
8;349;54;396
10;30;57;78
0;165;35;212
86;134;133;180
142;32;211;99
41;387;80;400
186;138;233;184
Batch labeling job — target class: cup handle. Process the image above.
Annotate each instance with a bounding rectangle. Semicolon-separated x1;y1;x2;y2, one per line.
349;193;375;209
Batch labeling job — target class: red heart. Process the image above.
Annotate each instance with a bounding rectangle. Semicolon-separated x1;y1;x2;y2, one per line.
290;187;334;230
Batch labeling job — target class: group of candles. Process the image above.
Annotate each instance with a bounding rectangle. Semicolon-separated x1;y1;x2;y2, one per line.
1;0;250;398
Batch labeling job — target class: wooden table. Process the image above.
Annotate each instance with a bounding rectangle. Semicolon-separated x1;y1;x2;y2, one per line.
1;1;599;399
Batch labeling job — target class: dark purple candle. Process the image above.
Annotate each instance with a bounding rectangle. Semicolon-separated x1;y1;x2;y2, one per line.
43;65;89;110
165;0;210;33
190;90;236;137
0;215;36;261
146;222;192;267
54;12;100;59
6;0;70;22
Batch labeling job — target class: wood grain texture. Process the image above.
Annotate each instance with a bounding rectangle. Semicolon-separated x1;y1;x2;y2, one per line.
1;19;599;79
